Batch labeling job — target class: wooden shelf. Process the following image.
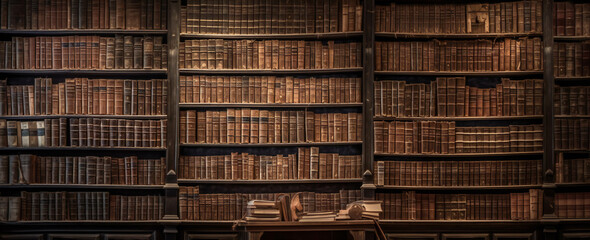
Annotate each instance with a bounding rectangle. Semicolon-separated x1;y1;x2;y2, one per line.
374;115;543;121
554;76;590;81
180;31;363;40
375;71;544;77
376;32;543;39
178;179;362;184
0;115;167;120
555;183;590;188
554;36;590;41
180;142;362;148
0;29;168;35
555;115;590;119
179;103;363;108
378;220;542;224
555;150;590;154
179;68;363;75
0;184;165;190
374;151;543;157
0;221;162;226
0;147;166;151
376;185;542;191
0;69;167;76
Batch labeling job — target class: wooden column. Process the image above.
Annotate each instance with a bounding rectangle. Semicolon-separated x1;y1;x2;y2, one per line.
361;0;376;201
164;0;180;221
542;0;557;221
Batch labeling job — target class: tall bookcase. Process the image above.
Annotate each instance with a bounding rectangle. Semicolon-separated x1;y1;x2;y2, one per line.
0;0;589;240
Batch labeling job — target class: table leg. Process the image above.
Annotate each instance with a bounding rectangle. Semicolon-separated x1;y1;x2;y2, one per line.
248;232;264;240
349;230;366;240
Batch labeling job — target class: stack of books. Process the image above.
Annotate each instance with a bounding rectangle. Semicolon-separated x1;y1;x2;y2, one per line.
245;200;281;222
298;212;337;222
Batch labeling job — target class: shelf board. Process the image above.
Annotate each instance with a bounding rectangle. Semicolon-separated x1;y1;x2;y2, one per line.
0;29;168;35
378;220;542;224
555;182;590;188
555;115;590;119
178;179;362;184
0;115;167;120
376;185;542;191
0;184;164;190
554;36;590;41
555;150;590;154
374;151;543;157
0;69;167;76
376;32;542;39
179;103;363;108
0;147;166;151
375;71;543;77
179;68;363;75
181;142;362;148
374;115;543;121
180;31;363;40
554;76;590;81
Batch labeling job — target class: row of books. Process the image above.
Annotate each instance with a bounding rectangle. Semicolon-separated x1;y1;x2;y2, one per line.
374;121;543;154
179;75;362;104
0;0;167;30
374;78;544;118
0;36;168;70
375;38;543;72
555;192;590;219
69;118;167;148
376;190;543;220
0;118;167;148
554;2;590;36
15;192;164;221
0;78;168;116
179;110;362;144
555;119;590;151
374;160;543;187
555;157;590;184
179;40;362;70
376;1;543;34
554;42;590;77
0;155;165;185
181;0;362;34
0;119;66;147
179;186;361;220
178;148;361;180
554;86;590;116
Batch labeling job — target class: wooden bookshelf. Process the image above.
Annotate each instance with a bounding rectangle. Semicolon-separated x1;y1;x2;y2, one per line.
0;0;589;239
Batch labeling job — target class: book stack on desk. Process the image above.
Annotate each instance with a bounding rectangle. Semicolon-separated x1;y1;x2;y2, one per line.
245;200;281;222
298;212;337;222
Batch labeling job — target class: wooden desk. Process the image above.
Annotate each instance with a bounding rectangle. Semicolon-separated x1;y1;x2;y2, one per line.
239;220;375;240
